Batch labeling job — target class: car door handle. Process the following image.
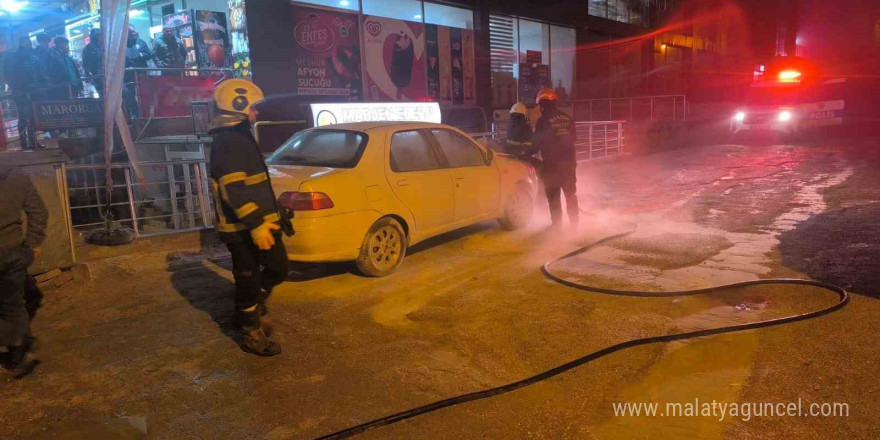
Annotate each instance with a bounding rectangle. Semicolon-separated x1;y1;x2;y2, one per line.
454;176;465;180
397;179;410;187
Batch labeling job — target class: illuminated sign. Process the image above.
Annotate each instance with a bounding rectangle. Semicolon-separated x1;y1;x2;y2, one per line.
309;102;442;127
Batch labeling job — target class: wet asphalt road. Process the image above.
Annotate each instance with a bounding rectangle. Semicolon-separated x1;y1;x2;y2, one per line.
3;141;878;440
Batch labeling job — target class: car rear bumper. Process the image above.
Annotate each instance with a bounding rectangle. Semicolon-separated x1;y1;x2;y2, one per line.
282;210;382;262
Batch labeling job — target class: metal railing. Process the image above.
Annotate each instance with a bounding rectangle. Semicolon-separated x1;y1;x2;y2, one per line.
575;121;625;160
66;158;214;238
572;94;686;122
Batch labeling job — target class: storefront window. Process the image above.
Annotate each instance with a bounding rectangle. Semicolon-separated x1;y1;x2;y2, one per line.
362;0;422;22
518;19;549;65
589;0;647;26
489;14;575;108
128;7;153;42
550;25;575;104
294;0;359;12
489;14;518;109
424;2;473;29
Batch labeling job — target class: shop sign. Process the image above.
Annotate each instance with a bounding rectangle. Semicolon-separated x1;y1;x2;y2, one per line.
309;102;441;127
33;99;103;130
362;16;428;102
292;6;362;100
425;24;476;107
196;10;233;69
526;50;543;65
137;75;216;117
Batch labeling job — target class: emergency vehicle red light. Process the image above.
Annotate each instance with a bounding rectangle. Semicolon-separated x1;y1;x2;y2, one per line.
778;70;802;81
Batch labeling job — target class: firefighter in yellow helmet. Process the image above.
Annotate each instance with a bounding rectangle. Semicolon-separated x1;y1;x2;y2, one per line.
532;88;579;228
209;79;291;356
505;102;533;156
506;101;543;176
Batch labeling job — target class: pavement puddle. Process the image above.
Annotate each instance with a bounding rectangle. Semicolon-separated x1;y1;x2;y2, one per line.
558;165;854;438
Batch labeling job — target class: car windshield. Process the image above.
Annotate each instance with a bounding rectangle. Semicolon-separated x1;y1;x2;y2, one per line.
266;130;367;168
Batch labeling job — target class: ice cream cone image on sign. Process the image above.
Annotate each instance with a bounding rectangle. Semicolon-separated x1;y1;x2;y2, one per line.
391;32;415;98
363;16;427;102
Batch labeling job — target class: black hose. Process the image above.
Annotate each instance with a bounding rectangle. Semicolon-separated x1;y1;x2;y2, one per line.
314;222;849;440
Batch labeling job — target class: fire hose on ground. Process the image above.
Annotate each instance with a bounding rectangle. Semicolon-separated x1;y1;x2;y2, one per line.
313;219;850;440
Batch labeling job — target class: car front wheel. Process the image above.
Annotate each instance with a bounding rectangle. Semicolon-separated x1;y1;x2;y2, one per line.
355;217;408;277
499;186;534;230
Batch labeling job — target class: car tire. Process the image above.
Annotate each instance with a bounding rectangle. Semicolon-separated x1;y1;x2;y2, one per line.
499;185;534;231
355;217;408;277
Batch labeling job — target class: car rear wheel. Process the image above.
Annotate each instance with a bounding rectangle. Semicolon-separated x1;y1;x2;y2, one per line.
499;186;534;230
356;217;408;277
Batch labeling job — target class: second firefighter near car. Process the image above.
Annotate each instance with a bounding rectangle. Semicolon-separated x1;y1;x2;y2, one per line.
265;121;538;277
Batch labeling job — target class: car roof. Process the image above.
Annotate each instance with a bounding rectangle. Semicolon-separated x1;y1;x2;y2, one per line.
310;121;451;132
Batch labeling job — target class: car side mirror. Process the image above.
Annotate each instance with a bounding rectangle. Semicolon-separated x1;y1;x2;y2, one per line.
485;148;495;165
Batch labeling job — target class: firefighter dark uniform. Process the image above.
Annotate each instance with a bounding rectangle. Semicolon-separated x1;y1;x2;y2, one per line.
209;79;289;356
506;103;534;156
506;102;543;180
533;88;579;227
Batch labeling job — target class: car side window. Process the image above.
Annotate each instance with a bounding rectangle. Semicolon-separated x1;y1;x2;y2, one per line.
390;130;442;173
431;129;487;168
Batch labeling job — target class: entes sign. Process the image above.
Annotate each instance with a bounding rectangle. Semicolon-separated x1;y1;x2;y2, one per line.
310;102;442;127
34;99;103;130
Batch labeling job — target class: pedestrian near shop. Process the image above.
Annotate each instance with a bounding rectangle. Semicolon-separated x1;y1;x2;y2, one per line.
42;37;82;100
209;79;292;357
153;28;187;70
124;25;152;118
82;29;103;97
4;37;37;150
532;88;579;228
0;163;47;379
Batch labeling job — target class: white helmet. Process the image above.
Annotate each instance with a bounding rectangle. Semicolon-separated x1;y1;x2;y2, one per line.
510;102;528;116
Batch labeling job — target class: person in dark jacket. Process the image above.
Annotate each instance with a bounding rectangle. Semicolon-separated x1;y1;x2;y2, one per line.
209;79;289;357
0;163;47;379
153;28;187;70
532;88;579;228
28;34;52;93
82;29;103;97
124;26;152;118
4;37;37;150
506;102;543;199
42;37;82;100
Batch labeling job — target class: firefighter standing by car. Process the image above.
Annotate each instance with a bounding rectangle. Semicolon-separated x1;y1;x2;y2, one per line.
505;102;543;170
532;88;579;228
209;79;292;357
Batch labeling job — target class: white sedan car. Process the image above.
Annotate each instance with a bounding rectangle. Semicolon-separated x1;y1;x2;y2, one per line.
265;122;537;276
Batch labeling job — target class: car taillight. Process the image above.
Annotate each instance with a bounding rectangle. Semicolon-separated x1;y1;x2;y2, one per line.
278;192;334;211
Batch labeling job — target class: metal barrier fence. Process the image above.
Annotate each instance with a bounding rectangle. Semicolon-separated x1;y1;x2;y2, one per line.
574;121;625;160
66;158;214;238
572;95;686;122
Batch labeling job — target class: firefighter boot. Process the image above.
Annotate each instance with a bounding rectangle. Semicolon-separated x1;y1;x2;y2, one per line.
237;307;281;357
256;289;273;337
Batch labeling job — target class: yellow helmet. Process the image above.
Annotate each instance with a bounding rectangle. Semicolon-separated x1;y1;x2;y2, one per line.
510;102;528;116
213;78;264;116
